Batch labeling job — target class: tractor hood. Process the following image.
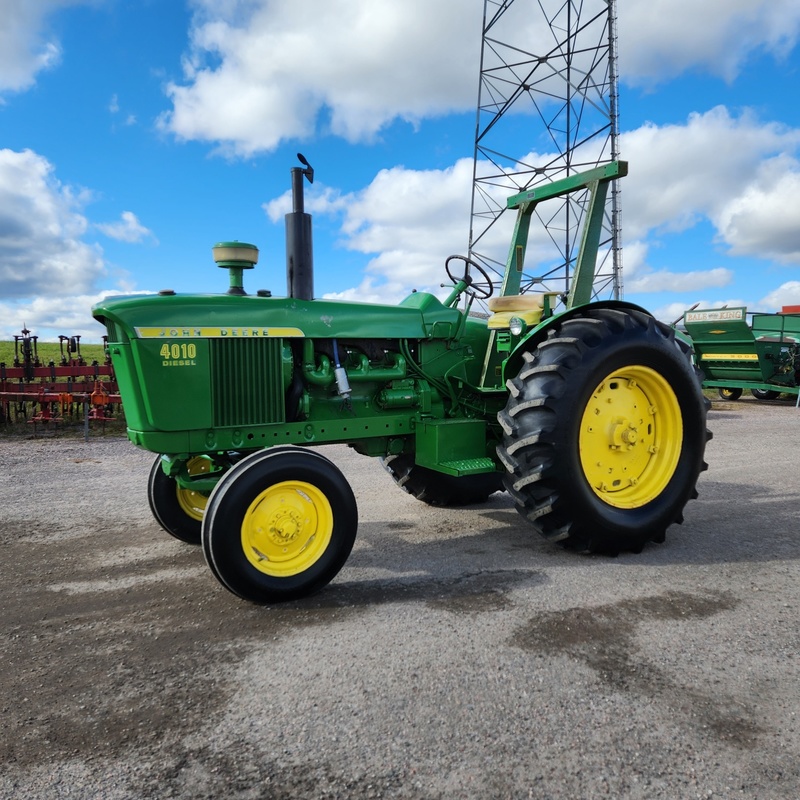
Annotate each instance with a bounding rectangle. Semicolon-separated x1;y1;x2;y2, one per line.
92;290;465;343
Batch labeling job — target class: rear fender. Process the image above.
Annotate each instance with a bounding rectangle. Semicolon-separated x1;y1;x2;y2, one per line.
503;300;655;384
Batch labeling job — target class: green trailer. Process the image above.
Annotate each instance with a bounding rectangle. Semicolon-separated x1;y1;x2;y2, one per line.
683;307;800;401
92;158;711;604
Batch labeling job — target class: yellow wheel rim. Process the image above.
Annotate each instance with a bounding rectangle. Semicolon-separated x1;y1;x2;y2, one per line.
176;456;211;521
241;480;333;577
579;365;683;509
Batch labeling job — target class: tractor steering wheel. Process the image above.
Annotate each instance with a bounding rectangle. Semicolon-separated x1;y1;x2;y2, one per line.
444;255;494;300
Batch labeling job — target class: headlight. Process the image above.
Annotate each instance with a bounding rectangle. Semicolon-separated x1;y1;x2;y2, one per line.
509;316;526;336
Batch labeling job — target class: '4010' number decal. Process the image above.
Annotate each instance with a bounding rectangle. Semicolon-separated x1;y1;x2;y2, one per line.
159;342;197;364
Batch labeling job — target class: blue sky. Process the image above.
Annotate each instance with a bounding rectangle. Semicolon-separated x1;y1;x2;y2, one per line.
2;0;800;342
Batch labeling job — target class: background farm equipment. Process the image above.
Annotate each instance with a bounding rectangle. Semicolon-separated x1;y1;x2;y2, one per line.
683;307;800;402
92;157;710;604
0;328;122;430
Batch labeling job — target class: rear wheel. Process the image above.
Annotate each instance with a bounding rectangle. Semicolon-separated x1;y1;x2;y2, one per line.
382;453;504;506
718;387;742;401
751;388;781;400
148;455;213;545
202;448;358;603
497;307;710;553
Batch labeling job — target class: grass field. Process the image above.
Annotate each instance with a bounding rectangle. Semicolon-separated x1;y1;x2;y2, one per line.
0;340;108;366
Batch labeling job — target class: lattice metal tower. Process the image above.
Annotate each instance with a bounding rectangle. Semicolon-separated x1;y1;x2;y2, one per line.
469;0;621;303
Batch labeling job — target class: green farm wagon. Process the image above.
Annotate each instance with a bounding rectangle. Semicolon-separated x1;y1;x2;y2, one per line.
683;307;800;401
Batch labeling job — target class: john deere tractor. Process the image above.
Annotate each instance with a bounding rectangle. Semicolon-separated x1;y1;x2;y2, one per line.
92;157;710;604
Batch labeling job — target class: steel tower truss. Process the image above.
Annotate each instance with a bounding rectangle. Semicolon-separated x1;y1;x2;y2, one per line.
469;0;621;303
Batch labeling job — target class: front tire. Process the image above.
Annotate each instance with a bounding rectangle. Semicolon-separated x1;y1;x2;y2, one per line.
148;455;213;545
202;448;358;603
381;453;504;506
497;308;710;553
718;387;742;401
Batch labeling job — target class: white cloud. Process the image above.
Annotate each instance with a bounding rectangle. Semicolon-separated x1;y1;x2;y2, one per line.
96;211;157;244
620;107;800;240
759;281;800;312
648;301;698;326
0;0;97;96
716;158;800;264
263;184;347;223
159;0;800;156
625;267;733;294
0;148;106;299
618;107;800;294
0;150;156;343
281;158;507;299
616;240;648;280
338;161;475;257
620;0;800;85
0;291;123;342
0;0;62;93
160;0;482;155
322;275;407;306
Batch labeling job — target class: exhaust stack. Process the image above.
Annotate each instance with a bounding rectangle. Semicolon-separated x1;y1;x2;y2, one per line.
286;153;314;300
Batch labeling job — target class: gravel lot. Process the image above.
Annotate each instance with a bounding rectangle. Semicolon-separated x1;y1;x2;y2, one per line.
1;397;799;799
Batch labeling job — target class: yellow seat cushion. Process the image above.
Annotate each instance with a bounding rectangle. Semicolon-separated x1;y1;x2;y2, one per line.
487;294;544;312
487;294;544;329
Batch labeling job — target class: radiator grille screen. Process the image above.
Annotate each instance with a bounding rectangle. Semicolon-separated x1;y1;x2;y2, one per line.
210;338;285;427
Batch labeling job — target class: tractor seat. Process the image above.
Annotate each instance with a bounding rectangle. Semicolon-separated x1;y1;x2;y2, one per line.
486;294;544;330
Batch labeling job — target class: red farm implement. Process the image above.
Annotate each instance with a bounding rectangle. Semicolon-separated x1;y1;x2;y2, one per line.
0;328;122;430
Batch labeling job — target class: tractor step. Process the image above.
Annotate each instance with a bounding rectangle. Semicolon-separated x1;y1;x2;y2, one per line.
415;418;495;476
437;457;498;477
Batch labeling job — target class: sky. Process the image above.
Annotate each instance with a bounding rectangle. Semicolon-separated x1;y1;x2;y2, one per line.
2;0;800;342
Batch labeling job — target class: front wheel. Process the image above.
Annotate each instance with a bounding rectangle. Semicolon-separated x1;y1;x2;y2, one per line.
497;308;710;554
148;455;213;545
718;387;742;401
751;388;781;400
202;448;358;603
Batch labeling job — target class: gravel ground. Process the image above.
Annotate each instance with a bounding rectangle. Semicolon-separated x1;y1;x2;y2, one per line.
1;397;799;799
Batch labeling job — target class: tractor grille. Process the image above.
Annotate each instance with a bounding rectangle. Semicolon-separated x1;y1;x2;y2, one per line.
210;338;285;427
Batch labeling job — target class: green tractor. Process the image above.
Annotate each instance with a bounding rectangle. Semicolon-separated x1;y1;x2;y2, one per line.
92;158;710;604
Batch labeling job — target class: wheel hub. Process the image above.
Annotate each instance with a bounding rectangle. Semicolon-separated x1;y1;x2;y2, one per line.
613;419;639;447
241;480;333;576
268;508;304;545
579;367;682;508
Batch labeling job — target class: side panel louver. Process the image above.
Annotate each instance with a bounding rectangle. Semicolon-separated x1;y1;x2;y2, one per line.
104;321;119;342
